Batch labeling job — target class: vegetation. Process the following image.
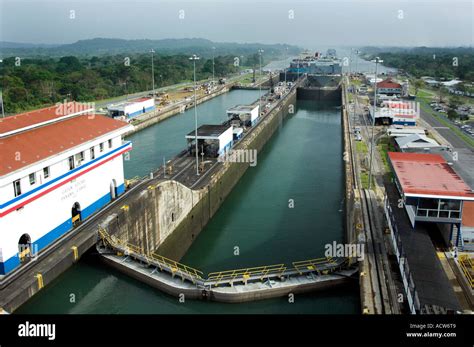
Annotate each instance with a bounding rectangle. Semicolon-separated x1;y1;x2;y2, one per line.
0;38;300;113
0;38;299;59
365;47;474;82
355;140;368;154
0;53;261;113
376;136;395;173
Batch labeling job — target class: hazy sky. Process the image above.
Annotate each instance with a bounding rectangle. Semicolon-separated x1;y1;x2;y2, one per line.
0;0;472;48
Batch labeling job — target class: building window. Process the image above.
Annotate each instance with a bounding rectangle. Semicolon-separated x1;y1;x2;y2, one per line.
99;143;104;152
68;156;75;170
43;167;50;179
75;151;84;164
90;147;95;160
13;180;22;197
29;173;36;185
108;139;112;148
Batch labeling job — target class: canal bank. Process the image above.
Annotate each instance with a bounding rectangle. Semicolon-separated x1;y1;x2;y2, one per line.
17;96;360;314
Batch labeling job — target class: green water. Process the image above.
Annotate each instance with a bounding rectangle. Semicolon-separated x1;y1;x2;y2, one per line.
16;92;359;314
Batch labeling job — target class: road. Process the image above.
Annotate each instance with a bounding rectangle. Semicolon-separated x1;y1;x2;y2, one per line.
418;106;473;151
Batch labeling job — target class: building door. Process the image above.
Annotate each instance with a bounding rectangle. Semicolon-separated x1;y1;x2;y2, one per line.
71;202;81;226
110;179;118;200
18;234;31;263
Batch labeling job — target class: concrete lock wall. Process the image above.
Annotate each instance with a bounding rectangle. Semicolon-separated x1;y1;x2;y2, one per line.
297;87;341;102
103;90;297;262
157;90;297;261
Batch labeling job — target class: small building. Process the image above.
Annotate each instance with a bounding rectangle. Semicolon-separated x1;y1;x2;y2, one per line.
107;97;155;121
186;125;233;158
226;105;259;127
369;100;419;126
365;74;383;85
388;152;474;247
0;102;133;275
387;125;427;137
376;78;402;95
395;133;440;152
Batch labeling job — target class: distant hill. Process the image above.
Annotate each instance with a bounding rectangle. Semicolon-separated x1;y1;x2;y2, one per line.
0;37;300;58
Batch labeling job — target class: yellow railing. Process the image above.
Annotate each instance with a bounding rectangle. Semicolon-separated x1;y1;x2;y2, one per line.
459;255;474;289
148;252;204;283
98;227;203;283
207;264;286;286
98;226;350;287
292;257;338;275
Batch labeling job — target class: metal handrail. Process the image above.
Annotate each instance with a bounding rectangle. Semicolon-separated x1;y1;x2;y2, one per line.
207;264;287;285
98;227;353;287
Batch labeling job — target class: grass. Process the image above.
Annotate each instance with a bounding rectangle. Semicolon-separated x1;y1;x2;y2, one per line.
359;171;375;190
355;140;368;154
376;136;395;173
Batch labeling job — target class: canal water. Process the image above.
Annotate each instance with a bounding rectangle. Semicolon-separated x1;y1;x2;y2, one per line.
17;90;359;314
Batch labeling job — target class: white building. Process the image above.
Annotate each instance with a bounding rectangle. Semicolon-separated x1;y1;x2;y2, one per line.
186;124;233;158
387;126;427;137
395;133;440;152
0;102;133;275
226;105;260;126
107;97;155;121
370;100;420;126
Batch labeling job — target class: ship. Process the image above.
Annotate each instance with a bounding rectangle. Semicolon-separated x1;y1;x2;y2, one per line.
280;49;343;87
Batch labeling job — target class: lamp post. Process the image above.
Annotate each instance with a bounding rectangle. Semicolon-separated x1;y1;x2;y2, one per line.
189;54;200;176
284;47;288;86
0;59;4;118
368;57;383;190
355;50;360;74
150;49;155;96
212;46;216;85
258;49;264;114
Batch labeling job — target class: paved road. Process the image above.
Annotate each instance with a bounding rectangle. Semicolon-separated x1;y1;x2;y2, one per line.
419;107;473;151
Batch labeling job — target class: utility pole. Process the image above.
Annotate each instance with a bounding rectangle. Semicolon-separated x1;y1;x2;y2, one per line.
0;59;4;118
189;54;200;176
150;49;155;96
368;57;383;191
258;49;264;115
212;46;216;85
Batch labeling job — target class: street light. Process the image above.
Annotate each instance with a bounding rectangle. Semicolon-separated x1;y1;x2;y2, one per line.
0;59;4;118
258;49;264;115
355;50;360;74
150;49;155;96
189;54;200;176
284;47;288;86
368;57;383;190
212;46;216;85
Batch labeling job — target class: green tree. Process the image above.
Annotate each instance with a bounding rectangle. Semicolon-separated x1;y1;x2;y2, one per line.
447;109;458;120
413;79;425;95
